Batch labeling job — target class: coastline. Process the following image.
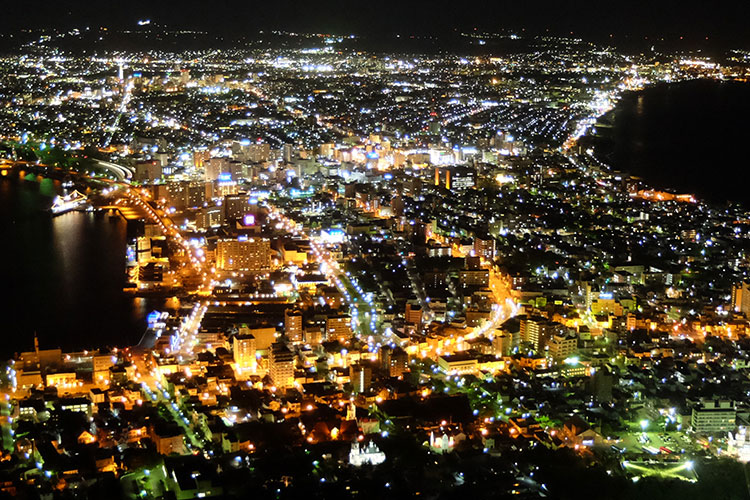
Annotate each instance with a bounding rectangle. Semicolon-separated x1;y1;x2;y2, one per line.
586;78;750;207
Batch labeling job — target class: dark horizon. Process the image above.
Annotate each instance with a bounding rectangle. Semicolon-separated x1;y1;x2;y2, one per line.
3;0;750;50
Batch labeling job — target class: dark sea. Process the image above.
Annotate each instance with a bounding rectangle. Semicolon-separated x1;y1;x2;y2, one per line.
593;79;750;207
0;176;176;359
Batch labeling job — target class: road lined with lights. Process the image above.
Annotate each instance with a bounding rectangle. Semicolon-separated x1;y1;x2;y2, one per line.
265;203;380;343
447;242;519;338
170;302;208;361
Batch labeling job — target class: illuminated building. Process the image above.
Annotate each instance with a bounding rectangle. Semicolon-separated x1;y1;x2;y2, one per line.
233;333;257;373
691;399;736;434
732;281;750;315
434;165;476;190
233;141;270;163
520;316;565;353
237;326;277;352
473;235;496;260
150;426;187;456
285;309;303;343
492;331;513;356
305;325;323;346
216;173;239;197
166;181;205;210
326;315;353;342
155;151;169;167
438;353;479;376
205;157;230;181
283;143;294;163
192;150;210;168
350;362;372;393
196;206;224;230
459;269;489;288
223;193;252;224
281;241;309;264
59;397;92;418
216;238;272;272
379;345;408;377
349;441;385;466
46;372;77;388
92;354;116;383
728;426;750;463
429;432;458;454
547;334;578;360
405;301;423;329
269;341;295;389
138;262;165;287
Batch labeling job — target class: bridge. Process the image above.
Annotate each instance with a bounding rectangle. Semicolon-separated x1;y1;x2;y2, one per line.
0;157;133;182
97;200;151;221
94;159;133;181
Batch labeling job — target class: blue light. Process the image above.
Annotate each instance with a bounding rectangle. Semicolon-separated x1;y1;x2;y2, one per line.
147;311;161;325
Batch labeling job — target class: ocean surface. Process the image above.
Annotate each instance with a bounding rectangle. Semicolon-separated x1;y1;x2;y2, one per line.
0;176;175;358
593;79;750;206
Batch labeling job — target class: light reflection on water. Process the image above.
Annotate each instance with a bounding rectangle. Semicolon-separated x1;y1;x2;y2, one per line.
0;177;178;357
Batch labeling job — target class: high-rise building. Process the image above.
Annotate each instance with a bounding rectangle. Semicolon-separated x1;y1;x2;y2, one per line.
473;235;496;260
196;206;224;230
520;317;565;353
223;193;252;224
216;174;239;198
350;362;372;394
326;315;352;343
233;333;257;373
166;181;205;210
215;238;272;272
434;165;476;190
547;334;578;360
233;141;271;163
379;346;408;377
269;341;295;389
193;150;210;168
285;309;303;343
248;143;271;163
304;325;323;346
205;157;230;181
405;301;423;329
492;331;513;356
732;281;750;315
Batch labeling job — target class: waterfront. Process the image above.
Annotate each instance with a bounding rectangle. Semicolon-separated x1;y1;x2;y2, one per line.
0;177;174;357
594;79;750;206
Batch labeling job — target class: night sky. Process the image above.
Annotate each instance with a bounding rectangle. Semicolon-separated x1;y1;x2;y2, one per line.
3;0;750;46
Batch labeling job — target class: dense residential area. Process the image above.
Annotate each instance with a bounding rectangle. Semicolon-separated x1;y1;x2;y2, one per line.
2;25;750;499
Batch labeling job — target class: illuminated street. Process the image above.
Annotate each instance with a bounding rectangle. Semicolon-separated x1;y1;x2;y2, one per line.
1;7;750;499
